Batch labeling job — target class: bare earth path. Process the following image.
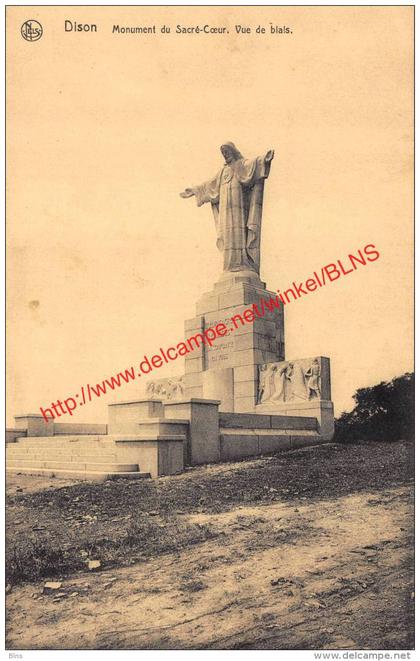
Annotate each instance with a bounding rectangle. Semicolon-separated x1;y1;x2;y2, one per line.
6;442;414;650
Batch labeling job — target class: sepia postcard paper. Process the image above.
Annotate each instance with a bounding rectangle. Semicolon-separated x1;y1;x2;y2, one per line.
6;5;414;653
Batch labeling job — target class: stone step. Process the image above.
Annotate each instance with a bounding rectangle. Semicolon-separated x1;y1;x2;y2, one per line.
6;467;150;481
12;437;110;448
10;441;116;451
10;450;118;459
7;459;138;472
6;451;118;463
6;446;116;459
111;434;186;442
12;436;112;448
20;434;106;439
7;447;117;458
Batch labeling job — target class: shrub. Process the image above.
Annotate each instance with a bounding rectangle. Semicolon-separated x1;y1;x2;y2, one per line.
334;372;414;443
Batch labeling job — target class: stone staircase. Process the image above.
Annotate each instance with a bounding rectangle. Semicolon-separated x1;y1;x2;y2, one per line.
6;435;151;481
6;398;333;482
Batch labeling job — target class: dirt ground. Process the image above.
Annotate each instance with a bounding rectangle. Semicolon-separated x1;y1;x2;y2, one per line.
6;441;414;650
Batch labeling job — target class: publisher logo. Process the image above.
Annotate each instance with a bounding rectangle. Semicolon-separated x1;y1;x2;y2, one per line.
21;20;43;42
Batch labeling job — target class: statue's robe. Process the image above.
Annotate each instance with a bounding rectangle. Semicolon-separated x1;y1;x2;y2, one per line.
285;364;307;401
260;365;276;403
271;366;287;402
193;155;271;273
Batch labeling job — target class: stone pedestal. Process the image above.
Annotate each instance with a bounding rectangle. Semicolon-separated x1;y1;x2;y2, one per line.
184;271;284;413
163;398;221;465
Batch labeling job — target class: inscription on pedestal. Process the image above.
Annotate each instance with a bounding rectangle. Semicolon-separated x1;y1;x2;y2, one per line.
203;314;236;369
207;340;235;367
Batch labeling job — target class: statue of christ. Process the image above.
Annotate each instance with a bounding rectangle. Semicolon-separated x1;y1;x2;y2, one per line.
180;142;274;274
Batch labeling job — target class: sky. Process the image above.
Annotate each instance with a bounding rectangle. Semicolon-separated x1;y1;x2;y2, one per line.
7;6;413;425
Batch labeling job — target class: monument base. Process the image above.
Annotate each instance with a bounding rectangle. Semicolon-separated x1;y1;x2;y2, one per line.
184;273;285;412
256;399;334;441
6;396;335;480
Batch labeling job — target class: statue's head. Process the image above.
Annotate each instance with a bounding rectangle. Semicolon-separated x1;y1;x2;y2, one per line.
221;142;242;164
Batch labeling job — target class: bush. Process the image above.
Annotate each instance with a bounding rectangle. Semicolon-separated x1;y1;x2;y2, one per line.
334;372;414;443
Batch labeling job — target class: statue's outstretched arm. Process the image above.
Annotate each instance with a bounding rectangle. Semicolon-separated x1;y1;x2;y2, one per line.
179;172;220;206
265;149;275;163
